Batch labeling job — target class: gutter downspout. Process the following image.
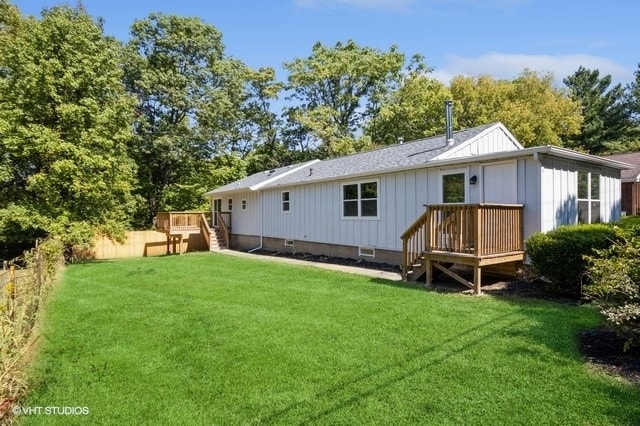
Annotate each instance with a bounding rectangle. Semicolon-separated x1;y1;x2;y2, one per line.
248;190;263;252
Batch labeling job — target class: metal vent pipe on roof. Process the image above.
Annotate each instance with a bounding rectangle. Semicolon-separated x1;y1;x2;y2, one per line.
445;100;454;145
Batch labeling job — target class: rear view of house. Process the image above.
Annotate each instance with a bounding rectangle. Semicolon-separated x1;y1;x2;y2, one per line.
203;121;629;293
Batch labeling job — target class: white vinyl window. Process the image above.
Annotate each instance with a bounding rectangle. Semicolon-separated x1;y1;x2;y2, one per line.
228;198;233;211
282;191;290;212
578;171;600;223
241;199;247;211
342;180;378;218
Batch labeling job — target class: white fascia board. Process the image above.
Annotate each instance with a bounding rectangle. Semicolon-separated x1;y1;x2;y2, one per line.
249;159;321;191
264;146;631;190
542;146;633;170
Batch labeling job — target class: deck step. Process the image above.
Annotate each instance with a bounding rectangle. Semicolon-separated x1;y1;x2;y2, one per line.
209;228;228;252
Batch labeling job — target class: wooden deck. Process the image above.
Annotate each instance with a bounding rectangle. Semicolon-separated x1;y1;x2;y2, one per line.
401;204;524;294
155;212;230;253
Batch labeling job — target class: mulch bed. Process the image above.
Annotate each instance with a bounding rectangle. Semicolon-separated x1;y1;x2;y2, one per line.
249;249;640;386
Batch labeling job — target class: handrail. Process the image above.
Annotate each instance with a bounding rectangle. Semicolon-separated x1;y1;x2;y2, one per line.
200;214;212;250
401;204;524;280
217;212;231;249
401;209;430;279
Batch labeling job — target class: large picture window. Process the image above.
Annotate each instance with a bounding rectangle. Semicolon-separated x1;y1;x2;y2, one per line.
442;172;465;203
343;181;378;218
578;171;600;224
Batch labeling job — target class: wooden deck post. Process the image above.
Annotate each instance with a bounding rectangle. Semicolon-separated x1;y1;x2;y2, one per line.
473;265;482;295
425;258;433;288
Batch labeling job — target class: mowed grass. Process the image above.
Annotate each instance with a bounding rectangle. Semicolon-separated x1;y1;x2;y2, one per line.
19;253;640;425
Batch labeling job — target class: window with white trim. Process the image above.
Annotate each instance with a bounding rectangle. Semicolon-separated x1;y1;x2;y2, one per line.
578;171;600;223
442;172;465;203
282;191;290;212
241;199;247;211
228;198;233;211
342;181;378;218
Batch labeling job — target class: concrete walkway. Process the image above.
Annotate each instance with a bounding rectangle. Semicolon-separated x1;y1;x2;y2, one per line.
218;249;403;282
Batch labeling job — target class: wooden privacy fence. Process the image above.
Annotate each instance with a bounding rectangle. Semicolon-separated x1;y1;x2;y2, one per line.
76;230;209;260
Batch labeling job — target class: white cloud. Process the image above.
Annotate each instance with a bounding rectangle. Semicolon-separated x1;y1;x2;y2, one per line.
431;52;632;85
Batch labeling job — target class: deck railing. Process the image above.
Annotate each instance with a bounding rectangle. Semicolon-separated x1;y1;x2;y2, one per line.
401;204;523;279
200;213;212;250
400;210;430;280
156;212;203;233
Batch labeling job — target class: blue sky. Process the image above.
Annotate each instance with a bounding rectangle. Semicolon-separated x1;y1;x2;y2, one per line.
11;0;639;86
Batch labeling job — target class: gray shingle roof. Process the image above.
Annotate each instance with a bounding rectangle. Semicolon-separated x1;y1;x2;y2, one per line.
205;122;498;195
203;160;318;196
603;151;640;181
266;122;497;188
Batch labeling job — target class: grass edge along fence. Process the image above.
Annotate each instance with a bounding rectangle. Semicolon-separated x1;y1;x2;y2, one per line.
0;238;65;422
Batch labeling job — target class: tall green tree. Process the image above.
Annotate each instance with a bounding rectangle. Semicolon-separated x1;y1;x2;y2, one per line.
563;66;634;153
451;70;582;147
283;40;405;157
0;3;137;254
123;13;279;225
365;58;451;145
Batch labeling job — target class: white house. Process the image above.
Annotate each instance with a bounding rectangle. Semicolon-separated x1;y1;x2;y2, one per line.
203;122;630;291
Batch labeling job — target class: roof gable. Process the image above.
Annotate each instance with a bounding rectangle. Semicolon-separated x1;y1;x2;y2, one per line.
433;122;522;160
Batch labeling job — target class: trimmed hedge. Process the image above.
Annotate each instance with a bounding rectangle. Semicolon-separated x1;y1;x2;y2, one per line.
525;224;619;295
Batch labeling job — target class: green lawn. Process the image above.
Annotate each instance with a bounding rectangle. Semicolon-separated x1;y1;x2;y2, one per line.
18;253;640;425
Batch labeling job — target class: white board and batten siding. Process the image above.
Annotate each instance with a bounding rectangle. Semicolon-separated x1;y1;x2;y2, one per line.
538;154;621;233
439;126;522;159
211;144;624;256
258;169;435;252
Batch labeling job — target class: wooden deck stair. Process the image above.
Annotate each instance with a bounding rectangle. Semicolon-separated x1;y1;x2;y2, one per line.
209;227;228;251
156;211;231;253
401;204;525;294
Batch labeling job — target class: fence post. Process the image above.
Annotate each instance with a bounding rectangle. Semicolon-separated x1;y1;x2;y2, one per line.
9;264;16;323
36;247;43;297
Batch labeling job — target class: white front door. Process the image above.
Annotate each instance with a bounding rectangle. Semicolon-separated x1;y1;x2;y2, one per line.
482;162;517;203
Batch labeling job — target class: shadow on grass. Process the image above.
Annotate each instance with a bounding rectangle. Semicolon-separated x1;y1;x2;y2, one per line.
263;283;640;425
262;311;519;423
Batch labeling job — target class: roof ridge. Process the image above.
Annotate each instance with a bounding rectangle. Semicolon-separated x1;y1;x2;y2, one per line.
315;121;499;164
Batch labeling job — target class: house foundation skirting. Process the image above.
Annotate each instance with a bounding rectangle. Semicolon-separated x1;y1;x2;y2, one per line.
229;234;402;266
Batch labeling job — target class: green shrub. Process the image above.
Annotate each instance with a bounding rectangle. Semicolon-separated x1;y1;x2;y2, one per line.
525;224;619;295
584;237;640;350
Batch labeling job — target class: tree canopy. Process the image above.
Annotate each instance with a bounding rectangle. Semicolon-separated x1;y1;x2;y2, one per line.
450;70;583;147
123;13;279;225
1;0;640;256
283;40;405;157
564;66;634;153
0;3;137;254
